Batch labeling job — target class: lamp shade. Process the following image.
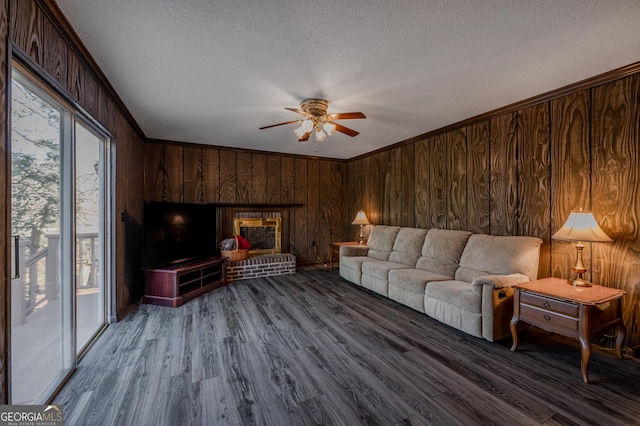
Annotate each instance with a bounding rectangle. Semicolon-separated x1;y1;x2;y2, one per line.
351;210;370;225
323;122;337;136
552;210;612;243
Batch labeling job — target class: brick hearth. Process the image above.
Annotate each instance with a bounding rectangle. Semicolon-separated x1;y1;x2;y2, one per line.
225;253;296;282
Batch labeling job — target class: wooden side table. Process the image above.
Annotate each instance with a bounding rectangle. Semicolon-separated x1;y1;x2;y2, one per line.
510;277;626;383
329;242;364;271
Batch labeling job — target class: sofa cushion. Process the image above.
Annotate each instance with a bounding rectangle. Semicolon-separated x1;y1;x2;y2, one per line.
388;269;453;294
424;280;481;314
388;269;452;312
424;280;483;338
362;260;411;278
455;234;543;283
339;255;373;286
361;260;411;296
416;229;472;276
366;225;401;261
388;227;428;266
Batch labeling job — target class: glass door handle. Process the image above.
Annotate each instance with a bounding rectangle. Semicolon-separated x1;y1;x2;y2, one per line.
12;235;19;279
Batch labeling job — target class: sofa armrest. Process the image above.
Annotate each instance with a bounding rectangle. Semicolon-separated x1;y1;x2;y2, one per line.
340;245;369;257
471;273;530;295
473;273;530;342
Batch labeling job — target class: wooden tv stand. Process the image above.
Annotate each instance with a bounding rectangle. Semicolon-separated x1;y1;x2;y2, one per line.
143;256;227;307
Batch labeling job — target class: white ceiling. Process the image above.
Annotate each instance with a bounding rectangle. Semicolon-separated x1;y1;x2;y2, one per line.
55;0;640;159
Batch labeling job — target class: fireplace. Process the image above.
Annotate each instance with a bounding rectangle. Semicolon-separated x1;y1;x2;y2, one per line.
233;217;281;255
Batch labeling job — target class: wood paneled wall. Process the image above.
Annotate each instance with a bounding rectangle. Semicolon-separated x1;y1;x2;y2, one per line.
347;74;640;349
1;0;146;402
144;140;347;264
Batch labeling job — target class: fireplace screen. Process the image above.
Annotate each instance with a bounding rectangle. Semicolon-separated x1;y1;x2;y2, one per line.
233;218;281;255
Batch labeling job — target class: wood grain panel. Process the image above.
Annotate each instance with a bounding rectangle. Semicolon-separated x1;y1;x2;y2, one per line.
0;0;8;404
448;128;467;230
104;96;117;135
428;135;447;229
183;145;203;204
331;162;345;243
307;159;320;262
280;156;294;204
83;69;98;119
414;139;429;229
42;16;66;86
293;158;308;261
466;121;490;233
489;113;518;235
163;144;183;203
250;154;266;204
591;76;639;346
66;47;82;102
266;155;281;204
361;156;372;223
96;86;107;132
218;150;237;203
379;150;391;225
347;159;363;241
202;147;220;204
318;161;332;259
368;154;381;226
144;142;165;202
10;0;43;65
401;143;415;227
550;91;591;280
235;152;252;204
389;147;402;226
517;104;552;278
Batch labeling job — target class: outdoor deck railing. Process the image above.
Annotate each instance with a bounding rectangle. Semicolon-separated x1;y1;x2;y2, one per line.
12;232;99;325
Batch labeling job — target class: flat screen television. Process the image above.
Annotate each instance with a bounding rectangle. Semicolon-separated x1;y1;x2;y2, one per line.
143;201;217;268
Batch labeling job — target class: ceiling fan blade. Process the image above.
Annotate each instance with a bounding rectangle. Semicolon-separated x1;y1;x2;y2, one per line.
284;107;311;117
298;132;310;142
334;123;359;137
259;120;300;130
328;112;366;120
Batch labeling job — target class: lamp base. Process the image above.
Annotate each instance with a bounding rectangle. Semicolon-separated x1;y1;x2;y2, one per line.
568;277;592;287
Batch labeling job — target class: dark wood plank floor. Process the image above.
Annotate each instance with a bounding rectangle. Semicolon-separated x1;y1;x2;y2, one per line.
54;267;640;425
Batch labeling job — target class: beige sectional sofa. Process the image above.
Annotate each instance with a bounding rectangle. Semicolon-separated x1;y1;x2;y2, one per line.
339;225;542;341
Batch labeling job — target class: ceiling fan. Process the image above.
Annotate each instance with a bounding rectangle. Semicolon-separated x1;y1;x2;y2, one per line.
260;98;366;142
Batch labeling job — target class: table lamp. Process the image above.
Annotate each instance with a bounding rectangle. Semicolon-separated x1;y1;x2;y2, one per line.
552;209;612;286
352;210;370;244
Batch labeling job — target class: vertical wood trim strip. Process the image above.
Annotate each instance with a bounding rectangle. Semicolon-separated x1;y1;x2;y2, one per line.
414;138;429;229
489;113;518;235
448;128;467;230
466;121;490;233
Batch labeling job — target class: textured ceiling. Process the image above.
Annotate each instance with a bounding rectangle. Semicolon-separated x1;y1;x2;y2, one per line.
55;0;640;159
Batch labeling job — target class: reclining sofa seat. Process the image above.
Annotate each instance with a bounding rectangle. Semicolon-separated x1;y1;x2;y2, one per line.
360;227;428;295
388;228;472;312
339;225;542;342
339;225;400;285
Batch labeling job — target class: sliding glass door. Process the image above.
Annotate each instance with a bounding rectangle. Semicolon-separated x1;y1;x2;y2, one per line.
10;69;73;404
75;122;106;352
10;65;110;404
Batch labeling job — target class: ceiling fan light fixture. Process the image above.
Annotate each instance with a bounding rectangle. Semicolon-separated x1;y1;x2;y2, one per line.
315;128;327;142
261;98;365;149
323;122;336;136
294;124;308;139
302;119;314;132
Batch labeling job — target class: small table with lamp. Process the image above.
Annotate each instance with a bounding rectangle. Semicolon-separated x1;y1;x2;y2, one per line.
510;209;626;383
